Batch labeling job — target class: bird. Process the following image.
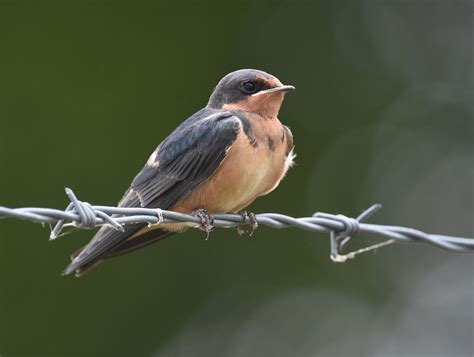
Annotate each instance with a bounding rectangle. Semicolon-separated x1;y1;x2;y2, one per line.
63;69;296;277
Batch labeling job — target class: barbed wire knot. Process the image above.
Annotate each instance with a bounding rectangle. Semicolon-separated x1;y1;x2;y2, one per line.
313;205;384;262
49;188;123;240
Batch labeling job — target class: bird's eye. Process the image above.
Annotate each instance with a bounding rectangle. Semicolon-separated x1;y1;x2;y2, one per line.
241;81;258;94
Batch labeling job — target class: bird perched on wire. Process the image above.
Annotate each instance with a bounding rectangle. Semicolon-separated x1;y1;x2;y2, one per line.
63;69;296;277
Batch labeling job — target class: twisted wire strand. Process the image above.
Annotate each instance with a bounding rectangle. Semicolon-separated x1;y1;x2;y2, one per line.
0;188;472;261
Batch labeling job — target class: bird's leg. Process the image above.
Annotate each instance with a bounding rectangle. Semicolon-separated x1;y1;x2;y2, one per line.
192;208;214;240
236;211;258;237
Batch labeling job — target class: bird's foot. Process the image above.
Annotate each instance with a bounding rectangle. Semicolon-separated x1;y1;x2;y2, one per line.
236;211;258;237
192;208;214;240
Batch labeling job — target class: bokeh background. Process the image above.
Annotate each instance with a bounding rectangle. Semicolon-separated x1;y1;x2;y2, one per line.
0;1;472;356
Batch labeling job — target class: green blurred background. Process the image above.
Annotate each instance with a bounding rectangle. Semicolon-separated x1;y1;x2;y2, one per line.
0;1;472;356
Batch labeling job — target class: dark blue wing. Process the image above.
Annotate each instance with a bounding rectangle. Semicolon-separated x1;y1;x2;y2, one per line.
63;109;241;275
128;108;241;209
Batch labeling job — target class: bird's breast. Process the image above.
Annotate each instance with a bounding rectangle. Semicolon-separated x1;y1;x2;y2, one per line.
172;113;294;214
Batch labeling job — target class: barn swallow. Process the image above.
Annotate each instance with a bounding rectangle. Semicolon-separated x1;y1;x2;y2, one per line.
63;69;295;277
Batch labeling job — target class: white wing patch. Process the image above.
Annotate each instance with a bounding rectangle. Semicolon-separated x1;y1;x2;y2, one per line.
118;188;147;208
146;149;160;168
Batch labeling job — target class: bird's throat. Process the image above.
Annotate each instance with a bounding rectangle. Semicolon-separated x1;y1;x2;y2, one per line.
223;92;285;118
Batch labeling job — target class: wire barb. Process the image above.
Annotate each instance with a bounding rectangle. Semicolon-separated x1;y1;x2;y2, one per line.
147;208;164;228
0;188;473;261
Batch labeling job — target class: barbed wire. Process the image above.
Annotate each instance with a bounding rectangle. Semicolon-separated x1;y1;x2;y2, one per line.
0;188;473;262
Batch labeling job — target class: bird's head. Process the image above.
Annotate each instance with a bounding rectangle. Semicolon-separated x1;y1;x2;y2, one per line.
207;69;294;118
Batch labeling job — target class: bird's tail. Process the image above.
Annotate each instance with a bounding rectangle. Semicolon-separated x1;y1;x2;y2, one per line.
65;228;175;277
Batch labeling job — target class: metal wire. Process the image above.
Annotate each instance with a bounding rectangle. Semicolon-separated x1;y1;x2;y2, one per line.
0;188;473;262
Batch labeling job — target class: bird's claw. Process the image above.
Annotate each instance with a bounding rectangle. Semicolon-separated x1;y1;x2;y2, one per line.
236;211;258;237
192;208;214;240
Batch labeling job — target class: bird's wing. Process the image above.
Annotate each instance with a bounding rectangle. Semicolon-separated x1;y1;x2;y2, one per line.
282;125;293;152
63;110;241;275
129;110;241;208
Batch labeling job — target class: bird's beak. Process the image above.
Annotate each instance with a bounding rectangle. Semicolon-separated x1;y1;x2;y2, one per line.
252;84;295;97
